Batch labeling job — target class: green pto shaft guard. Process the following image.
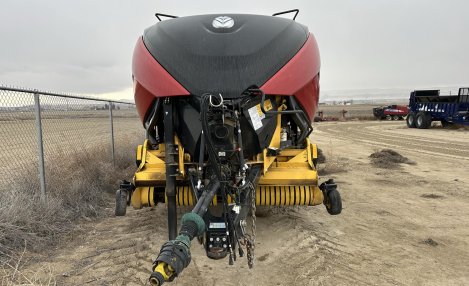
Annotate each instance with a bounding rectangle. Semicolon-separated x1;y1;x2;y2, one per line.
150;213;206;285
181;212;206;237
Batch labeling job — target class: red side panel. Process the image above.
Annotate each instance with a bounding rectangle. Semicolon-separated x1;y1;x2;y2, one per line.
132;37;190;122
261;34;320;122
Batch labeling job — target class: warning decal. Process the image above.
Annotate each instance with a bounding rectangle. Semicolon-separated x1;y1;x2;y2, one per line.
248;100;273;131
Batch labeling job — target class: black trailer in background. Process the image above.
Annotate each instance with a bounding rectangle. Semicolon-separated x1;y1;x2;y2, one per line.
406;88;469;129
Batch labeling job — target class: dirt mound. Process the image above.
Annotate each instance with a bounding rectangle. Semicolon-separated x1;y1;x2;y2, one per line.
369;149;415;169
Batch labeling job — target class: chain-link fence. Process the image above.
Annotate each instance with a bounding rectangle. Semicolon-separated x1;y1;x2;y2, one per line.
0;86;143;202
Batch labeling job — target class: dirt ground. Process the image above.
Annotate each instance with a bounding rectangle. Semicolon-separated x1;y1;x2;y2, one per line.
16;120;469;286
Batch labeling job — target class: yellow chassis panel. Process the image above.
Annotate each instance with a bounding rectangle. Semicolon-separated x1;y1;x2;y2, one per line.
133;138;186;186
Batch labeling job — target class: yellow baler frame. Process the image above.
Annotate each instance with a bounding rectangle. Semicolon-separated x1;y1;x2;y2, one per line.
131;103;322;209
131;138;322;209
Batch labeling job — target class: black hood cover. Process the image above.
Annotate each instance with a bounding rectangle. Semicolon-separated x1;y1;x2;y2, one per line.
143;14;308;98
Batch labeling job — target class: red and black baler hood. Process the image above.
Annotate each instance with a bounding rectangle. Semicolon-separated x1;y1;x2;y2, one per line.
133;13;320;122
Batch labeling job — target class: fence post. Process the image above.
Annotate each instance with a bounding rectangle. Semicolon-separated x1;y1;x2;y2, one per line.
109;101;115;167
34;92;47;204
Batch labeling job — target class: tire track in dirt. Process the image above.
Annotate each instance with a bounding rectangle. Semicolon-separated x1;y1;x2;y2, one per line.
33;209;160;286
17;120;469;285
318;122;469;159
20;203;349;286
359;123;468;150
364;121;467;143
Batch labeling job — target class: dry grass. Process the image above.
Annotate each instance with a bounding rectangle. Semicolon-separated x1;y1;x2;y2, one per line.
369;149;416;169
317;141;348;176
319;161;348;176
0;137;138;283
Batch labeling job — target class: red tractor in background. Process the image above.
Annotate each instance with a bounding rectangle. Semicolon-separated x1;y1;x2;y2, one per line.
373;105;409;120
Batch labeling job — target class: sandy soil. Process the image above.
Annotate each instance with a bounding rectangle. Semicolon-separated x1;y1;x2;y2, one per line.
17;120;469;286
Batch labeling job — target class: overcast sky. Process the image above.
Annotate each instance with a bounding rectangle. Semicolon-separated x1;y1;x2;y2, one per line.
1;0;468;100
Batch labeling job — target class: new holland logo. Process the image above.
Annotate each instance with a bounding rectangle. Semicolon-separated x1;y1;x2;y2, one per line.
212;16;234;29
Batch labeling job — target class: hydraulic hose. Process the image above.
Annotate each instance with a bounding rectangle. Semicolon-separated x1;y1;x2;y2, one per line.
149;179;220;285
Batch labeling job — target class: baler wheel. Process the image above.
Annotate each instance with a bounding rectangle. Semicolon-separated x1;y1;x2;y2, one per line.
386;115;392;120
115;189;128;216
324;188;342;215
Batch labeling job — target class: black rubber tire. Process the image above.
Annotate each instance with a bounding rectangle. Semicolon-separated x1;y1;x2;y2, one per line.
441;120;454;128
392;115;399;120
324;189;342;215
406;113;416;128
115;189;127;216
416;112;432;129
385;115;392;121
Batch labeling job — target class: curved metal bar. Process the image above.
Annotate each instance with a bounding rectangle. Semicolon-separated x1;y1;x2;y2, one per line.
155;13;179;22
272;9;299;20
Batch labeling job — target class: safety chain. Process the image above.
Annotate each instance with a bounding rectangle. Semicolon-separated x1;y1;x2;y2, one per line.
246;183;256;269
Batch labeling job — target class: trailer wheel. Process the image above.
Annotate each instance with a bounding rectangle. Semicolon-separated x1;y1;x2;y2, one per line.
406;113;416;128
115;189;128;216
324;188;342;215
441;120;454;128
386;115;392;120
392;115;399;120
416;112;431;129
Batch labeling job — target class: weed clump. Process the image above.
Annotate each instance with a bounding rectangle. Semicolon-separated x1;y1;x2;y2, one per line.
369;149;415;169
421;238;438;246
317;146;348;176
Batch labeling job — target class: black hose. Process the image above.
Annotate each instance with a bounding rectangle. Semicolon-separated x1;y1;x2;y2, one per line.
198;131;205;172
192;179;220;217
235;111;246;176
200;94;223;180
